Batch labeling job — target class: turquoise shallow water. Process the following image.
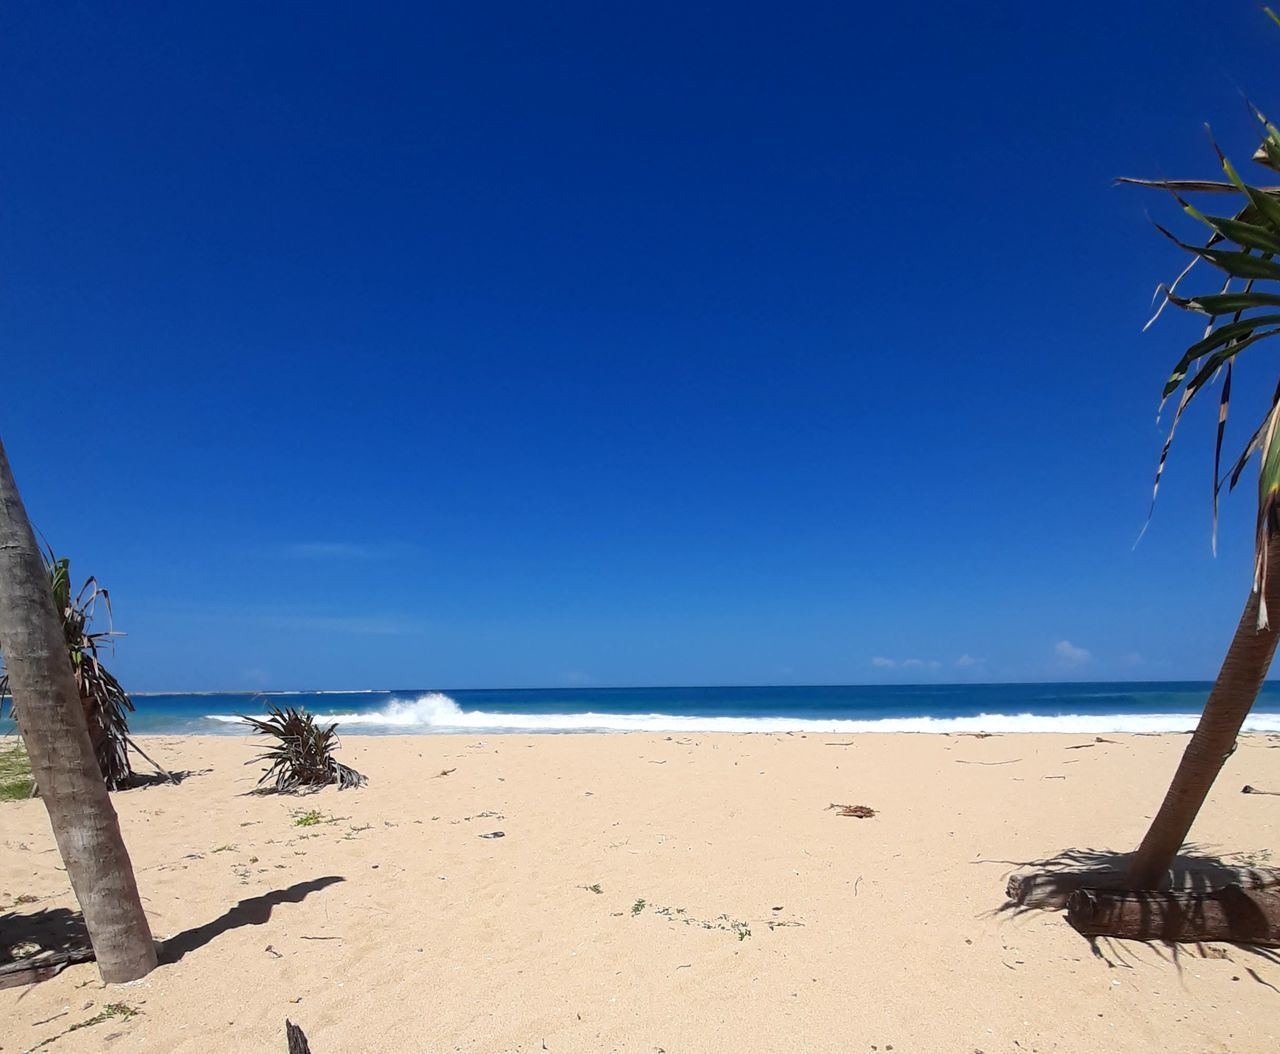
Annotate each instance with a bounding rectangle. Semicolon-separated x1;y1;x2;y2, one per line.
110;681;1280;735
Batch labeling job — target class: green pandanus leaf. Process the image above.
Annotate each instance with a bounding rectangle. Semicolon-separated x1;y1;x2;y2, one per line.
1144;384;1196;534
1260;408;1280;531
1170;290;1280;315
48;557;71;615
1182;328;1280;396
1161;315;1280;400
1255;140;1280;174
1245;101;1280;173
1248;100;1280;169
1129;52;1280;591
1217;151;1280;232
1161;232;1280;280
1118;177;1242;193
1176;196;1280;254
1223;381;1280;495
1146;325;1280;539
1256;406;1280;628
1208;278;1266;551
1213;363;1233;554
1155;218;1280;280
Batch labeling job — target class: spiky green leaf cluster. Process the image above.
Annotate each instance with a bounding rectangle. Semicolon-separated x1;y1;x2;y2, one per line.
241;703;366;793
1125;97;1280;626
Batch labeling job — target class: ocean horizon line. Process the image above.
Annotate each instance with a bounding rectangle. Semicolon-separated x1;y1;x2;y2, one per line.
128;677;1237;698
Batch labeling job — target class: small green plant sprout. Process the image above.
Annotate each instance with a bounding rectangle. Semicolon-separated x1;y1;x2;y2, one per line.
652;905;757;939
293;809;332;827
69;1002;140;1035
580;883;603;894
631;898;647;915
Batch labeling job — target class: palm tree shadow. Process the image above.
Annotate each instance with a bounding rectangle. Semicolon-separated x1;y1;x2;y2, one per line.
985;846;1280;977
122;768;209;791
989;844;1269;916
159;876;344;964
1;907;92;965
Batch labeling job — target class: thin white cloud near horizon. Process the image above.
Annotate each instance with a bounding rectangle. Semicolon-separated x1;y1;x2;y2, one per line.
281;541;411;561
1054;639;1092;666
870;656;941;671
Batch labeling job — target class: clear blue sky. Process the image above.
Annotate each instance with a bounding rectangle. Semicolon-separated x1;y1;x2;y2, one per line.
3;2;1278;691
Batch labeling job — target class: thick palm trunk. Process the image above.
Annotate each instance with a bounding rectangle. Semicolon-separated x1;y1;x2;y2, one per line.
80;691;114;776
0;439;156;982
1127;534;1280;889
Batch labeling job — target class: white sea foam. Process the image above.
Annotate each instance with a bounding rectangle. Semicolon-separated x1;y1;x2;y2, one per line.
203;692;1280;735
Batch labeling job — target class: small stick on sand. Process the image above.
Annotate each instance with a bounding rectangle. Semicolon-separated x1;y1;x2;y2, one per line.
826;803;876;818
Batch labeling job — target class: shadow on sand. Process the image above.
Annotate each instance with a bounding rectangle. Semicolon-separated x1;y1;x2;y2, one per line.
985;845;1280;978
121;768;210;791
160;875;345;964
990;844;1272;914
0;907;91;966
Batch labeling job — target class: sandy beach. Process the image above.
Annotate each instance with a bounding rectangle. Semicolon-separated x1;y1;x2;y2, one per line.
3;731;1279;1053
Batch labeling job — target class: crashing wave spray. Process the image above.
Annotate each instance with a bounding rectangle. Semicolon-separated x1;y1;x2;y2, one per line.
205;692;1280;734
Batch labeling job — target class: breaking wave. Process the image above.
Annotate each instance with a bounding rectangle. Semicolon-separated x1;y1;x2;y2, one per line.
203;692;1280;734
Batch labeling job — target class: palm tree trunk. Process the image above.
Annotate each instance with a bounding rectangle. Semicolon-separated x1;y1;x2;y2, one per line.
0;438;157;982
1127;534;1280;889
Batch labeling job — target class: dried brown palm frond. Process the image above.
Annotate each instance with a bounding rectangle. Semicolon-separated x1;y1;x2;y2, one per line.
0;552;137;789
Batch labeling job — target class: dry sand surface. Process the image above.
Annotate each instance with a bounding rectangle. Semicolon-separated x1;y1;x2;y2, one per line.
3;732;1280;1053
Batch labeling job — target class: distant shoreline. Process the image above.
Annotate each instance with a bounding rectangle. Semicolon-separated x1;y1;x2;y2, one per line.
131;678;1236;696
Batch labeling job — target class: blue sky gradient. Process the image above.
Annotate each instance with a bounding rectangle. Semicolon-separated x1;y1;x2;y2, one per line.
3;2;1279;690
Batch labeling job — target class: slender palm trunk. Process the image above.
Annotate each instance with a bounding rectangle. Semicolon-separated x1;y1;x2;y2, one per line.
0;439;156;982
1127;534;1280;889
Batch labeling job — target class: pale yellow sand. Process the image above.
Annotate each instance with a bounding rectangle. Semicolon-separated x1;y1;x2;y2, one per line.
3;732;1280;1053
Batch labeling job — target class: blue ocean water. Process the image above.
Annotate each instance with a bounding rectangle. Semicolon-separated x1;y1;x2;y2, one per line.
115;682;1280;736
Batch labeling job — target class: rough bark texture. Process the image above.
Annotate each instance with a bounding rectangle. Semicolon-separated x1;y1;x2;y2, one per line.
1067;885;1280;946
286;1020;313;1053
1127;535;1280;888
0;948;96;990
0;439;157;983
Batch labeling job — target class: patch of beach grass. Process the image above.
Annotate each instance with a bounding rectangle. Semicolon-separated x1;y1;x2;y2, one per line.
32;1003;140;1050
0;741;34;802
293;808;339;828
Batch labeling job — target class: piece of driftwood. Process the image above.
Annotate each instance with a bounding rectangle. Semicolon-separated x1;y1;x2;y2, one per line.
825;803;876;818
1067;884;1280;946
1006;866;1280;910
0;947;96;990
286;1018;312;1053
